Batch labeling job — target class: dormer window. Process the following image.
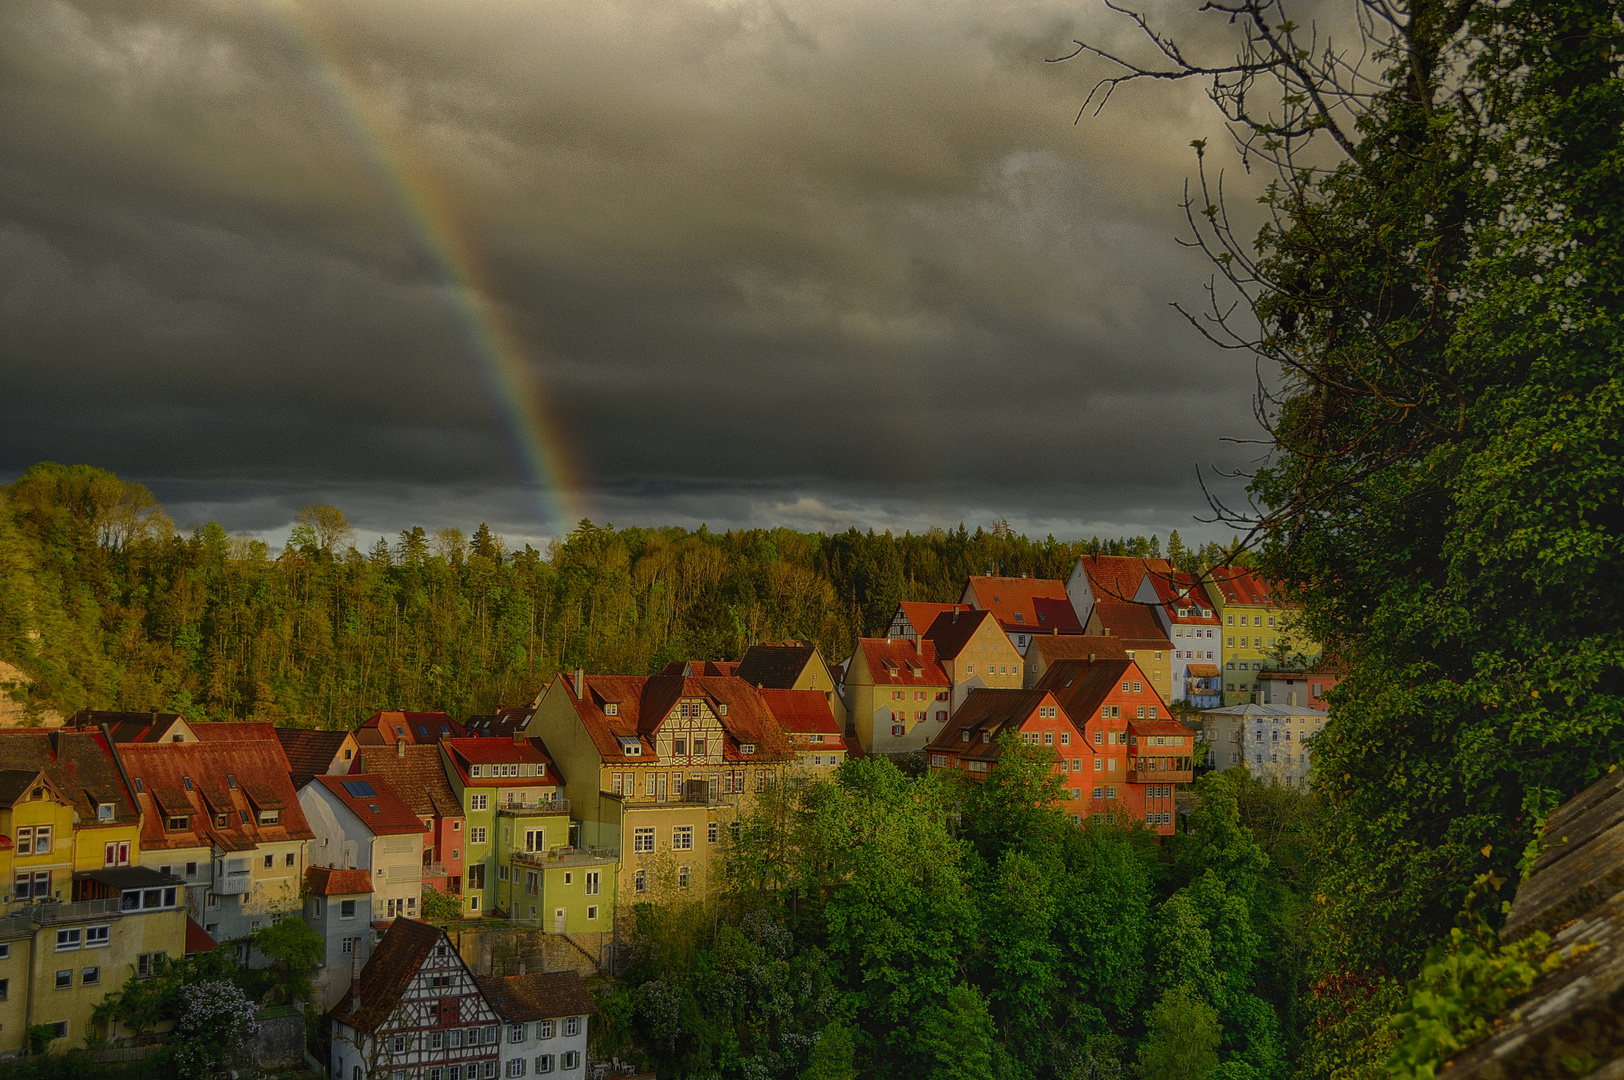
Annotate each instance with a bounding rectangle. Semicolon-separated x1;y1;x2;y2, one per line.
605;703;619;716
471;765;481;777
740;744;756;756
718;704;728;716
166;815;189;832
1014;613;1024;623
395;726;404;736
961;731;970;743
981;732;991;744
619;738;641;757
215;814;228;828
97;804;114;822
258;810;280;826
538;764;546;777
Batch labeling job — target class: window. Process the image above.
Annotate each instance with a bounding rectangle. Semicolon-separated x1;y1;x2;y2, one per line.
634;869;647;893
585;871;600;896
708;822;718;844
510;1023;527;1043
166;815;189;831
470;827;488;845
471;794;489;811
694;739;707;755
508;1062;527;1078
35;825;51;854
1094;758;1102;772
341;937;355;954
565;1017;580;1037
535;1057;554;1074
340;899;357;918
678;866;690;888
633;827;655;853
891;724;905;737
539;1020;555;1039
605;703;618;715
1060;731;1070;745
587;906;598;921
85;925;109;947
82;966;99;985
674;738;686;755
672;826;693;851
264;854;275;869
56;928;81;950
561;1052;580;1069
1043;732;1054;745
485;1025;501;1044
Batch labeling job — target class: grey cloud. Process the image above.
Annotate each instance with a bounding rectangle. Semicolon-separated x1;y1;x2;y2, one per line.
1;0;1286;541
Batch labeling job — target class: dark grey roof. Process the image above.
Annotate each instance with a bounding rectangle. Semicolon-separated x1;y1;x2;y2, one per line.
0;769;42;805
73;866;185;890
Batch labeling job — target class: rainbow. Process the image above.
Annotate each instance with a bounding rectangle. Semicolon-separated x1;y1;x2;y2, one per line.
244;0;584;534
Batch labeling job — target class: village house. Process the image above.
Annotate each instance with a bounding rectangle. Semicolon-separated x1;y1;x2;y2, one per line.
299;773;426;923
1134;570;1223;707
1257;665;1341;709
756;688;849;777
304;866;377;1011
354;741;467;901
883;601;970;645
1203;568;1307;705
1021;634;1127;689
1035;657;1192;836
960;575;1084;654
1082;602;1175;705
526;673;789;919
330;917;503;1080
839;637;952;756
357;711;467;749
924;688;1090;820
115;731;311;947
475;969;596;1079
1201;702;1327;787
733;641;848;730
277;727;362;789
920;608;1025;711
1064;555;1171;628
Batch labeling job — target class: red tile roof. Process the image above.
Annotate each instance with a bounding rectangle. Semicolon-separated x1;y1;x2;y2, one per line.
1186;663;1220;677
306;866;375;896
440;738;564;788
193;722;285;747
896;601;971;636
920;608;1002;660
475;971;597;1022
854;639;950;687
1129;717;1198;739
1028;634;1128;666
186;916;217;954
1090;602;1174;650
757;688;843;735
964;576;1083;634
1140;571;1221;623
358;712;466;746
355;744;463;818
312;774;427;836
1034;658;1136;723
927;688;1071;763
656;660;739;677
329;917;446;1031
558;674;793;764
1075;555;1171;605
277;728;354;789
1207;567;1285;607
118;737;314;851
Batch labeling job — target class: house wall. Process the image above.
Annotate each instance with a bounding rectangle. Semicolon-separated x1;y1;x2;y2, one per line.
939;619;1023;712
498;1013;591;1079
304;890;373;1012
27;904;189;1053
841;646;950;756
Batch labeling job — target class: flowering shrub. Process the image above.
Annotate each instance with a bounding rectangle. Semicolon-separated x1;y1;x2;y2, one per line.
171;980;260;1078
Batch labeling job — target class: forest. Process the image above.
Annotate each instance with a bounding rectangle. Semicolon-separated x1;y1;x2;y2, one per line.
0;461;1223;729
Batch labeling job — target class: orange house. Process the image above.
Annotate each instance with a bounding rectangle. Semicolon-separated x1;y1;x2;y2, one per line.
924;688;1090;821
1035;656;1193;836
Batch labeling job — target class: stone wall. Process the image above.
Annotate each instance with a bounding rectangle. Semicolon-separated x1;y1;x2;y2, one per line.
450;926;611;978
1444;769;1624;1077
244;1008;307;1070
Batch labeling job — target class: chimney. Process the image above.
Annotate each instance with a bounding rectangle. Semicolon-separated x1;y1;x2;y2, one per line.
513;731;525;746
396;739;405;759
517;958;525;976
574;668;584;697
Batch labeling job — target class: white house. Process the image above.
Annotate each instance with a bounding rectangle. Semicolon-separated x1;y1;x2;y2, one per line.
475;971;596;1079
298;774;427;923
330;918;503;1080
1134;572;1222;706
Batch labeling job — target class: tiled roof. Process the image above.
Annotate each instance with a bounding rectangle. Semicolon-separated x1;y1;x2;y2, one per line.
920;608;1001;660
657;660;739;677
359;712;466;745
896;602;970;636
733;644;817;689
0;768;46;806
1128;717;1198;738
474;971;597;1022
441;738;564;788
1140;571;1221;622
559;674;793;764
186;916;218;954
65;711;190;743
927;688;1066;763
306;866;375;896
358;744;464;818
757;689;847;751
1034;658;1135;723
119;737;315;851
1207;567;1283;607
1186;663;1221;677
1027;635;1128;666
0;730;138;830
1076;555;1171;605
1091;602;1174;649
461;707;535;740
964;576;1083;634
276;728;353;789
854;639;950;687
330;917;446;1031
312;774;427;836
193;722;284;746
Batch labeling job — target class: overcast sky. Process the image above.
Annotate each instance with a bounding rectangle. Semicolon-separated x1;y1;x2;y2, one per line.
0;0;1287;550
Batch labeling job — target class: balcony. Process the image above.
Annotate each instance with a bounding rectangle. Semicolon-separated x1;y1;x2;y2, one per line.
214;872;251;895
495;798;571;817
9;898;126;923
1128;766;1193;785
509;847;619;871
423;863;449;879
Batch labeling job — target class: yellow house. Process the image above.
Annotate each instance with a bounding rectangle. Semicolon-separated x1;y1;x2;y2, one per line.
1204;568;1310;705
840;638;951;756
1084;602;1175;704
920;608;1025;711
733;642;848;731
526;673;791;925
756;688;849;778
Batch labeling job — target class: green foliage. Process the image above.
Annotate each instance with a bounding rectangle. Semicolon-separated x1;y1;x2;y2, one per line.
94;949;245;1040
247;916;324;1003
1384;875;1567;1080
1134;985;1219;1080
26;1023;58;1054
422;885;464;922
0;466;1183;725
800;1020;856;1080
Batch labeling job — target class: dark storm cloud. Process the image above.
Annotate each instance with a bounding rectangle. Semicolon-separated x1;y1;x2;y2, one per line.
0;0;1291;543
